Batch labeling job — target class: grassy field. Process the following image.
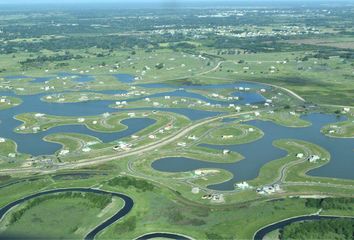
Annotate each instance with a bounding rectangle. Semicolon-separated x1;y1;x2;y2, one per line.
0;96;22;110
41;87;167;103
109;96;236;113
0;148;353;240
0;138;30;168
0;192;124;239
197;52;354;106
0;173;321;240
1;47;352;106
259;111;311;127
321;118;354;138
283;36;354;49
0;6;353;240
14;110;188;134
200;122;264;145
0;48;214;83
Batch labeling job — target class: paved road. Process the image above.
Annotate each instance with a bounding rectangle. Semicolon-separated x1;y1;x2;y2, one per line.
0;111;258;174
272;141;311;185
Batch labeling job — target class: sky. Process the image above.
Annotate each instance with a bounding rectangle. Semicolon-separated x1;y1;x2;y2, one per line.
0;0;351;8
0;0;344;3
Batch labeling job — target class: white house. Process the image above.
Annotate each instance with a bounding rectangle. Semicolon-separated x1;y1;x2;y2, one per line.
343;107;350;112
222;135;233;139
177;142;187;147
59;150;70;155
148;135;156;139
308;155;320;163
188;135;198;140
102;112;110;118
236;181;250;190
223;149;231;155
191;187;200;194
82;147;91;152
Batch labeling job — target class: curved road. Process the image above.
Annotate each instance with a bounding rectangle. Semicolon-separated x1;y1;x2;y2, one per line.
0;111;259;174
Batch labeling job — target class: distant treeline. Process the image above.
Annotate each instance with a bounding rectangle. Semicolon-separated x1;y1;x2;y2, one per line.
281;218;354;240
301;49;354;60
108;176;155;192
1;35;157;54
305;197;354;210
20;53;83;67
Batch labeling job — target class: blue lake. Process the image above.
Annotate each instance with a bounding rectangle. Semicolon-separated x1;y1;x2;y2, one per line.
125;89;265;105
4;75;31;80
57;72;95;82
31;76;54;83
0;117;155;156
0;90;221;155
152;113;354;190
5;73;96;83
137;81;270;90
114;74;136;83
1;78;352;183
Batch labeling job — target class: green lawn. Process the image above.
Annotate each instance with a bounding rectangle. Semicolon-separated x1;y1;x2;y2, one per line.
0;193;124;239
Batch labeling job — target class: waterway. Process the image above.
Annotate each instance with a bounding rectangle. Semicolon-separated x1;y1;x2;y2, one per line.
137;232;192;240
253;215;354;240
152;113;354;190
0;188;133;240
0;76;266;156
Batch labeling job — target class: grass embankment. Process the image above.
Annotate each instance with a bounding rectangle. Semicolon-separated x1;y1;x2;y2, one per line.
110;96;236;113
0;96;22;110
41;87;166;103
0;192;124;239
7;110;190;163
0;172;353;240
259;111;311;127
321;118;354;138
131;120;263;189
243;138;354;188
0;138;30;168
97;177;354;240
201;123;264;145
14;110;186;134
15;112;138;133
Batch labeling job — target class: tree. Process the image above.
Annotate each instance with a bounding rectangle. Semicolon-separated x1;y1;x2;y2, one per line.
155;63;164;69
